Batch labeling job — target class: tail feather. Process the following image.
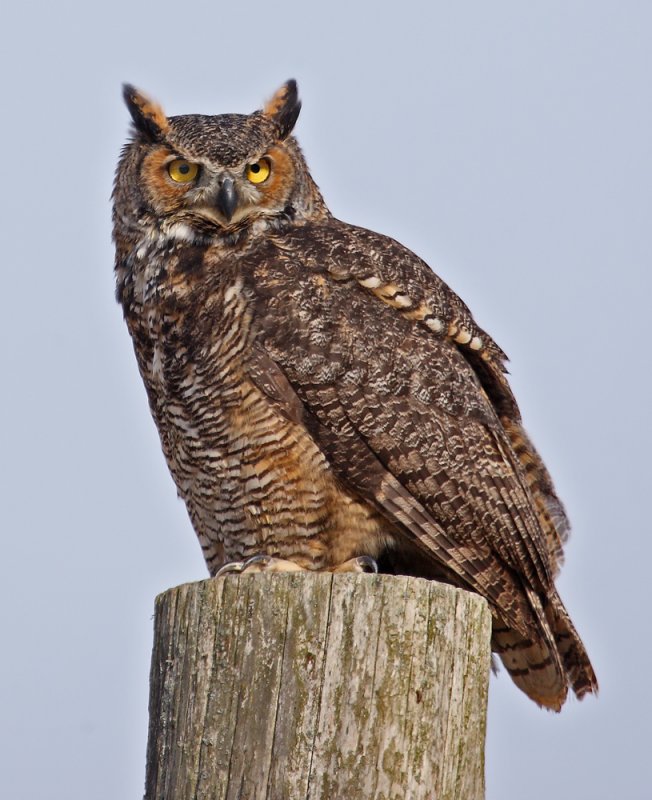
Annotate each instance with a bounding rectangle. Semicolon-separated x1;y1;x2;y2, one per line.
501;417;570;577
546;590;599;699
492;586;567;710
492;587;597;710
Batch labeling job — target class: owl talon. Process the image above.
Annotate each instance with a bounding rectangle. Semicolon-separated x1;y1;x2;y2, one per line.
331;555;379;574
242;554;273;571
355;555;379;573
214;560;247;578
242;555;307;573
215;555;308;577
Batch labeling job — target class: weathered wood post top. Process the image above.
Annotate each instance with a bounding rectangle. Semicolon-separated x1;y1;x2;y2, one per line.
145;573;492;800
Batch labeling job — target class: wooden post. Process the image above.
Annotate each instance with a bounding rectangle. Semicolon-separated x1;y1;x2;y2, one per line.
145;573;491;800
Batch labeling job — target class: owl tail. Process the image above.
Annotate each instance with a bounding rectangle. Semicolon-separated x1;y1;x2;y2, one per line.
545;590;599;700
492;587;598;711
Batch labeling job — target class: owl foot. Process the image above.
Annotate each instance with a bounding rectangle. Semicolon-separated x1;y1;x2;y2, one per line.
330;555;379;574
215;553;378;578
215;554;307;577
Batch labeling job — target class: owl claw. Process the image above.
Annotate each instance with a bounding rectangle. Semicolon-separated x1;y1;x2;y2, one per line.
242;554;274;571
242;555;308;573
331;555;379;574
214;560;247;577
355;555;379;573
215;554;378;577
215;554;307;577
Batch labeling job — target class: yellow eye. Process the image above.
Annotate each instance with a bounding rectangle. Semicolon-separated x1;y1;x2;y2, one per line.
167;159;199;183
245;157;271;184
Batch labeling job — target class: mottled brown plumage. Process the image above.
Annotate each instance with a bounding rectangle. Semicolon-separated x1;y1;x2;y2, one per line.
113;80;597;710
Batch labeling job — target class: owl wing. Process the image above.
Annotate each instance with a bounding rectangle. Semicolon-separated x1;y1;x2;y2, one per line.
236;221;597;707
246;226;556;622
242;222;599;707
322;220;570;571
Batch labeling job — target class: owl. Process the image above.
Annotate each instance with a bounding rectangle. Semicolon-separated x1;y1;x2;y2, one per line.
113;80;597;710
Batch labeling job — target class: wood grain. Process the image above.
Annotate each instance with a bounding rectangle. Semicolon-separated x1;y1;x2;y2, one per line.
145;573;491;800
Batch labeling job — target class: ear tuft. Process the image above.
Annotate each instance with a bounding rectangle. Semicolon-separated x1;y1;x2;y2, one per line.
263;79;301;140
122;84;169;142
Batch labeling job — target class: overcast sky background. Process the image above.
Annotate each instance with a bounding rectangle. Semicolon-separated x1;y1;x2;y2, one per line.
1;2;650;798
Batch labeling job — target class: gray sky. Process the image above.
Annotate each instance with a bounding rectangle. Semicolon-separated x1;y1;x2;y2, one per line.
2;1;650;798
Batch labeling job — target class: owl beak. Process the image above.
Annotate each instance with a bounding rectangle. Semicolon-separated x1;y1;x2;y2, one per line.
216;177;238;222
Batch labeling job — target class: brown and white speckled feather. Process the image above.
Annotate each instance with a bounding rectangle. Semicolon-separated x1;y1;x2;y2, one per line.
113;80;597;710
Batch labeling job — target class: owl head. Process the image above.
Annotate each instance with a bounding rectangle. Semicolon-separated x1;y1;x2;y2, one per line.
113;80;326;245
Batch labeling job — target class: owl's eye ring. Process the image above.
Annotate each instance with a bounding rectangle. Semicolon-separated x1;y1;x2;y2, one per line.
168;159;200;184
245;157;271;185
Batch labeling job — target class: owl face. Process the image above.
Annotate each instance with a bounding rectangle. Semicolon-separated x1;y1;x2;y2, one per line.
115;81;320;240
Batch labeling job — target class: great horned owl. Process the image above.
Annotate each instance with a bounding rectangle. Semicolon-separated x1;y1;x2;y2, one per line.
113;80;597;710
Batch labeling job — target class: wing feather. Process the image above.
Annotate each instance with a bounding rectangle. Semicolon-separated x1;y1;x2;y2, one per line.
247;231;555;624
239;222;596;706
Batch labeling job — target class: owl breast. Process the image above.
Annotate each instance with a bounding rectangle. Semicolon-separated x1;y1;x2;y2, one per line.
123;241;391;574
